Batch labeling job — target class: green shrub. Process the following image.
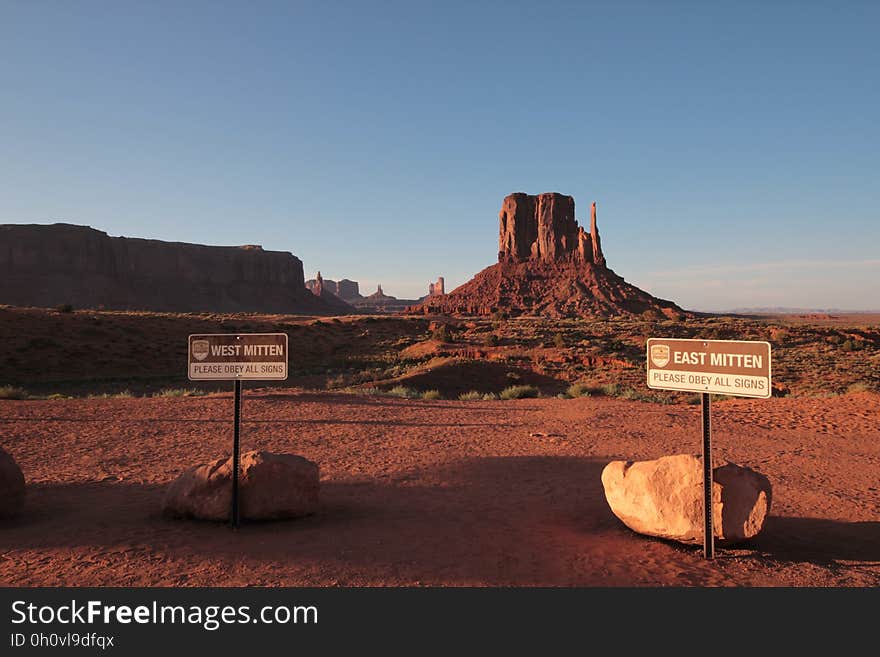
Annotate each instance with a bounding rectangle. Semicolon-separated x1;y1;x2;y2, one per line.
566;383;595;398
422;389;442;400
617;387;644;401
458;390;482;401
0;385;28;400
841;340;857;352
499;384;540;400
553;333;566;348
55;303;73;313
388;385;418;398
599;383;621;397
430;324;449;342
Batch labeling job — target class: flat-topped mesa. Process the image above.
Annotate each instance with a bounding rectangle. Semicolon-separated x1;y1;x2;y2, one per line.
498;192;605;266
0;223;355;314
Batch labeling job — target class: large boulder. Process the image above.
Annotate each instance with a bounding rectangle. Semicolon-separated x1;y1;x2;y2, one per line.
601;454;771;545
163;450;319;521
0;446;26;518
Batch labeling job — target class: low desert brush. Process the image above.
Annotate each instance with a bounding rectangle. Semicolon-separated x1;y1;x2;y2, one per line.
499;385;539;400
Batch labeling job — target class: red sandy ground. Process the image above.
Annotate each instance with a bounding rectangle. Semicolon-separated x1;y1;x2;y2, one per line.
1;391;878;586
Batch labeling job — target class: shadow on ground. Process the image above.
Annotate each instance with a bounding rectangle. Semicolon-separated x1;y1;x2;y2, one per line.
2;458;877;585
751;516;880;566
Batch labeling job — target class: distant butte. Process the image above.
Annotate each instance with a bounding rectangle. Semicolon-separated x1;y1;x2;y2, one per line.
0;223;354;315
412;192;685;318
306;273;363;302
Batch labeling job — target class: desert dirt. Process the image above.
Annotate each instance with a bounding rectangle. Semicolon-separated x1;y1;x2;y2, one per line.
2;390;878;587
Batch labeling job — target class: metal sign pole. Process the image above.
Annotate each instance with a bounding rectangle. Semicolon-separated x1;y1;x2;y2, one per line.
701;392;714;559
232;378;242;529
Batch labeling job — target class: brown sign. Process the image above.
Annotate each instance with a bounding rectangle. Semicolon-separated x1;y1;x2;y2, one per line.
646;338;771;398
188;333;288;381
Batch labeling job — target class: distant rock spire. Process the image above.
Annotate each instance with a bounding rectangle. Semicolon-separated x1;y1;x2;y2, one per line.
590;202;605;267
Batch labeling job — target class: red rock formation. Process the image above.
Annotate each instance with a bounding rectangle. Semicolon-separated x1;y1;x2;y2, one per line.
590;202;605;267
336;279;361;301
306;276;362;301
413;192;685;318
498;193;536;261
308;271;325;297
428;277;445;296
499;192;605;266
0;224;354;315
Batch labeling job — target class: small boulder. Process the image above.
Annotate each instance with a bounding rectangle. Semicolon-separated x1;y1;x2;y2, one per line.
601;454;771;545
0;446;26;518
163;450;319;521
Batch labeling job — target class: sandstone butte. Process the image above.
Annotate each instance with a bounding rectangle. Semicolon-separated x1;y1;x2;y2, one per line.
0;223;354;315
412;192;685;318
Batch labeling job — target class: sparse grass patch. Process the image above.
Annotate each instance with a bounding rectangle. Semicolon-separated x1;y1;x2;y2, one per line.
458;390;482;401
153;388;206;398
421;389;442;400
388;385;419;399
339;386;382;396
566;383;596;398
482;392;499;400
499;384;539;400
88;390;135;399
0;385;28;400
599;383;621;397
847;382;874;394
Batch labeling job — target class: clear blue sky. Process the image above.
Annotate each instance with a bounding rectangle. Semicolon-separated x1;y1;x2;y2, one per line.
2;1;878;310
